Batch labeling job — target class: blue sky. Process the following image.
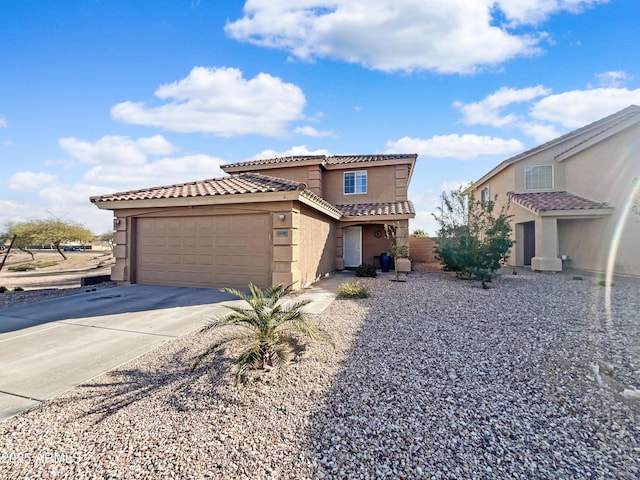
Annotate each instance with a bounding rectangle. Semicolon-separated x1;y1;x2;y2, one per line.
1;0;640;235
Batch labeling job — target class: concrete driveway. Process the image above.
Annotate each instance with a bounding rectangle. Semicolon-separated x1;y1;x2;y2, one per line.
0;284;239;421
0;275;345;421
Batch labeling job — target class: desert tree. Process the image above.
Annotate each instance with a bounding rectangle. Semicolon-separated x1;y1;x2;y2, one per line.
433;186;514;288
6;219;94;260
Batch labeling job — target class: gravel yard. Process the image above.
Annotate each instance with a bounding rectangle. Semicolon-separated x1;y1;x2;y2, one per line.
1;269;639;479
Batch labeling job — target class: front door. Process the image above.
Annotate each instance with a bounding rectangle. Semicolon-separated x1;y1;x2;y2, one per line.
343;226;362;267
523;221;535;266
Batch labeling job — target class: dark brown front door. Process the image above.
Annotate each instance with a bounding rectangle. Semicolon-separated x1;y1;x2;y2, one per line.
523;221;535;266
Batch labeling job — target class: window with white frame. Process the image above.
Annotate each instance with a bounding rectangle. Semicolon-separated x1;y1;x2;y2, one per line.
480;186;490;206
344;171;367;194
525;165;553;190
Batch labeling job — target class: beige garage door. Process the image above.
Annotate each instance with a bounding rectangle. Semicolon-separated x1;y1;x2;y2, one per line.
136;214;271;289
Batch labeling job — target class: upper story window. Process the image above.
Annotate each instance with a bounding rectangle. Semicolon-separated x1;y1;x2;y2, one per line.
525;165;553;190
344;171;367;194
480;186;490;206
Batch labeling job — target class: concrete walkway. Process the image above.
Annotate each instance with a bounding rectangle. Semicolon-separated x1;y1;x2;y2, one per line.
0;273;349;421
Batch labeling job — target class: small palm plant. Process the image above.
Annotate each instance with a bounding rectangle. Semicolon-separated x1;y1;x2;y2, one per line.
191;283;333;384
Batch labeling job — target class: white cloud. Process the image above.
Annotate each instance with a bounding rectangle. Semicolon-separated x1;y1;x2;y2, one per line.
225;1;605;74
111;66;306;137
59;135;178;166
441;180;470;192
455;85;551;127
386;134;523;159
496;0;608;25
134;135;179;155
8;172;58;191
293;125;334;137
595;71;631;88
518;121;563;143
252;145;329;160
454;83;640;142
226;0;542;73
83;154;227;190
531;88;640;128
0;116;7;128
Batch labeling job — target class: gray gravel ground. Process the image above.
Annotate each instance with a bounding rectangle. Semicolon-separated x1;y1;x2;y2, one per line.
0;269;638;479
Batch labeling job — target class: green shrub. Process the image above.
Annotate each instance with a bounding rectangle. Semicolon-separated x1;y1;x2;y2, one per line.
8;264;37;272
0;286;8;293
191;283;333;385
572;276;583;281
13;286;24;292
355;263;377;277
7;261;58;272
434;186;514;288
338;280;370;298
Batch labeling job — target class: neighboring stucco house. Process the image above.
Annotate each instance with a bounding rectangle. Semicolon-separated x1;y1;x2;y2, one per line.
90;154;416;289
473;105;640;277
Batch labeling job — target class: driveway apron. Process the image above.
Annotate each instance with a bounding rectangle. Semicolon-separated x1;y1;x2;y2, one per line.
0;285;238;421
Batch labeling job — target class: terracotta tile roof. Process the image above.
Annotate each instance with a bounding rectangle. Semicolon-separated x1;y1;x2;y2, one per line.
326;154;417;165
336;201;415;217
90;173;306;203
299;190;343;217
507;191;611;214
221;153;416;170
221;155;326;170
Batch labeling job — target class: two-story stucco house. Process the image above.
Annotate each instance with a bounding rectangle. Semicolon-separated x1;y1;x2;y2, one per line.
473;105;640;277
90;154;416;289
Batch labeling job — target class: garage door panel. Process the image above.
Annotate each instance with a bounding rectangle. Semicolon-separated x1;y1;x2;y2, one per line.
136;215;271;289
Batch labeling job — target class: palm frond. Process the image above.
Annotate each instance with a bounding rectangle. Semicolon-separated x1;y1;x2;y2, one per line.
192;282;332;385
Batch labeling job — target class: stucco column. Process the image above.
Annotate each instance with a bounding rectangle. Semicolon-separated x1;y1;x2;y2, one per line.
531;216;562;272
111;214;130;283
272;210;300;288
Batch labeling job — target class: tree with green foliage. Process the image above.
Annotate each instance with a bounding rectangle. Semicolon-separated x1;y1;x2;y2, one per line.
97;230;115;250
4;222;37;260
191;283;333;385
411;228;428;237
433;186;514;288
5;219;94;260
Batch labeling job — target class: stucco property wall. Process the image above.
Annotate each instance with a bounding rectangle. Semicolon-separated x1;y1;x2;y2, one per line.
408;237;439;264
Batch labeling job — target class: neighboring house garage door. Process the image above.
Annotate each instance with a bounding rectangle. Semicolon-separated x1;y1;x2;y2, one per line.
135;215;271;289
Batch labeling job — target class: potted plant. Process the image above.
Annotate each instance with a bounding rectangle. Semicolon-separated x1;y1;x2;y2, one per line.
385;223;411;281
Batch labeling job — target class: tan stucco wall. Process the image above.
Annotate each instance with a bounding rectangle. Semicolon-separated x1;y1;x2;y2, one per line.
362;224;390;266
250;165;324;197
409;237;439;264
322;165;408;205
296;204;337;287
556;125;640;275
474;122;640;276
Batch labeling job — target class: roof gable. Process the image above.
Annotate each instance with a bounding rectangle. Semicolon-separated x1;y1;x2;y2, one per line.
476;105;640;185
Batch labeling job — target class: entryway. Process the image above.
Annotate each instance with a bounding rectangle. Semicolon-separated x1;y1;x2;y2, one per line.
343;226;362;267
